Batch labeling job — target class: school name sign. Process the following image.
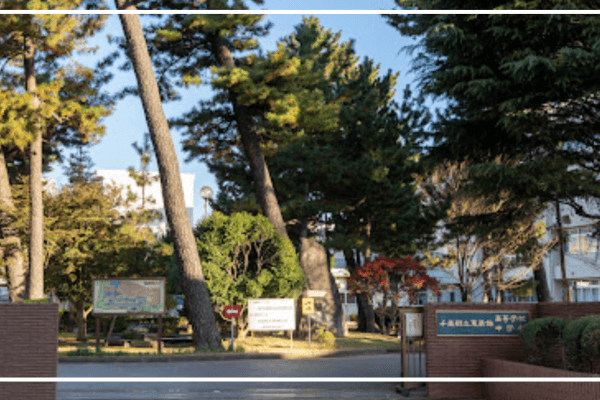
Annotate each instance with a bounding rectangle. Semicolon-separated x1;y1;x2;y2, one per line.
436;310;530;336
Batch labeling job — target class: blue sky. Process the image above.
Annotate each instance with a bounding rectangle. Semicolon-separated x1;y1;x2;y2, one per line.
45;9;419;227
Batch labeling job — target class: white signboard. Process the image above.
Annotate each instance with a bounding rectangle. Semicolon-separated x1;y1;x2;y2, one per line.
405;313;423;338
248;298;296;331
307;290;327;298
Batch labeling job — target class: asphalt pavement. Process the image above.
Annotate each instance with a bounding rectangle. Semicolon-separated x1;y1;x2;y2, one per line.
55;353;431;400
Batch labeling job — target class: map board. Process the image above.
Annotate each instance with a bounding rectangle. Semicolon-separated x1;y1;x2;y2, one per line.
93;278;165;315
437;310;530;336
248;298;296;331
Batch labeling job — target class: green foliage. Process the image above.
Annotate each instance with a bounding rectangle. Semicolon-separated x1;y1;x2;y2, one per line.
563;315;600;371
22;298;50;304
315;326;336;348
563;315;600;349
65;345;96;357
520;317;566;348
387;2;600;221
174;17;438;259
0;9;110;151
63;145;100;186
126;133;163;227
194;212;304;329
580;320;600;359
7;174;170;338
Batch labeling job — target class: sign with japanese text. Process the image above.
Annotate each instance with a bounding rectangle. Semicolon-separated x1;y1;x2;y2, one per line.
436;310;530;336
405;313;423;338
248;298;296;331
302;298;315;314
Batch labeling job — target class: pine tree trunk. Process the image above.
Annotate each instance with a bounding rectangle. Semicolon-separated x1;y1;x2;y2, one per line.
24;35;44;300
299;220;344;337
206;14;347;336
0;147;27;302
207;31;288;238
357;292;376;333
344;249;375;333
116;2;222;349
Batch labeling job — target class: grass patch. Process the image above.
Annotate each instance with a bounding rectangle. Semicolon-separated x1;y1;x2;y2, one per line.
57;330;401;357
334;331;402;350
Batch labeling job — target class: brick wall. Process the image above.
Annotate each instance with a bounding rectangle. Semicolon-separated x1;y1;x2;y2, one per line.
0;303;59;400
425;302;600;399
483;358;600;400
538;301;600;321
425;303;538;399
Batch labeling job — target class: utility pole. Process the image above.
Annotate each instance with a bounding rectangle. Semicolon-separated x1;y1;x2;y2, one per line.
555;201;570;302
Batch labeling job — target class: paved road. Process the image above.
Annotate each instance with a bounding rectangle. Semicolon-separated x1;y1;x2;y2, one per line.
56;354;423;399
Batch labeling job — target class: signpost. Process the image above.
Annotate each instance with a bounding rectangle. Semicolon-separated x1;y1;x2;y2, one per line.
302;298;315;350
92;278;166;354
223;305;241;350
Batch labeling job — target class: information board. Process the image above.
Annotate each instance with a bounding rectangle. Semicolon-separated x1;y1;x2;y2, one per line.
93;278;165;315
248;298;296;331
437;310;530;336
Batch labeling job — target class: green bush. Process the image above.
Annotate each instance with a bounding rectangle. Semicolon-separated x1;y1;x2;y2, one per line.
579;320;600;373
316;326;336;348
22;298;50;304
520;316;566;368
194;212;305;331
563;315;600;371
520;317;566;348
120;330;143;340
162;316;179;335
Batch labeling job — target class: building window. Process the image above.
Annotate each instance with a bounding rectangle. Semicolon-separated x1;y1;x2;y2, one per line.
575;281;600;302
449;292;455;303
567;227;598;253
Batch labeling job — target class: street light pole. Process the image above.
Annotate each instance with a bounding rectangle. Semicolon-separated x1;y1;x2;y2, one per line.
199;186;213;220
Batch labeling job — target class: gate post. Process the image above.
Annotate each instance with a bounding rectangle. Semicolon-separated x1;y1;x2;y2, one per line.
397;306;425;396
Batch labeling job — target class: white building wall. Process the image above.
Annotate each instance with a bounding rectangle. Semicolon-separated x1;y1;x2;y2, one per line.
96;169;195;237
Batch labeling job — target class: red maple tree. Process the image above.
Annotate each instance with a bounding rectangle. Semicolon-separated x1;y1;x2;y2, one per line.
348;255;440;334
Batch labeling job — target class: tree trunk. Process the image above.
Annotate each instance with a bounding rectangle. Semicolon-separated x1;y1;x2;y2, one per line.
0;146;27;302
116;2;222;349
496;263;504;303
24;35;44;300
344;249;375;333
482;247;493;303
206;17;348;336
533;261;551;302
75;299;87;342
357;292;376;333
207;31;288;238
460;287;469;303
104;315;117;347
299;220;344;337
